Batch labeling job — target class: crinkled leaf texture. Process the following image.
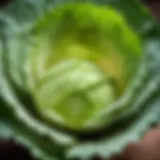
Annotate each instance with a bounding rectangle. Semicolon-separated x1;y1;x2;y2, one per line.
0;0;160;160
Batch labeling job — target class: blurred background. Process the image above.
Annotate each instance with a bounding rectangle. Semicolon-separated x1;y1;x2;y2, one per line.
0;0;160;160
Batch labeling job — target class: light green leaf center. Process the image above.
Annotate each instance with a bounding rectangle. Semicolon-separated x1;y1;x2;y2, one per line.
26;3;142;131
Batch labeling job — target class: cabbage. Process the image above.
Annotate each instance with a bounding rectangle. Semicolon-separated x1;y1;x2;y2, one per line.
0;0;160;160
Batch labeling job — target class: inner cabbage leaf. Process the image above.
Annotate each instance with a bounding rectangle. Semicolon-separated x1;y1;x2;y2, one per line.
25;3;142;131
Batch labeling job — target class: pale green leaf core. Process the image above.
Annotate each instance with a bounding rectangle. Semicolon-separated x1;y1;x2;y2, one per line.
26;4;142;131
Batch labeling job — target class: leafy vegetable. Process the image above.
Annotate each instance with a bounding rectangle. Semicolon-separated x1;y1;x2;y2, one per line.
0;0;160;160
